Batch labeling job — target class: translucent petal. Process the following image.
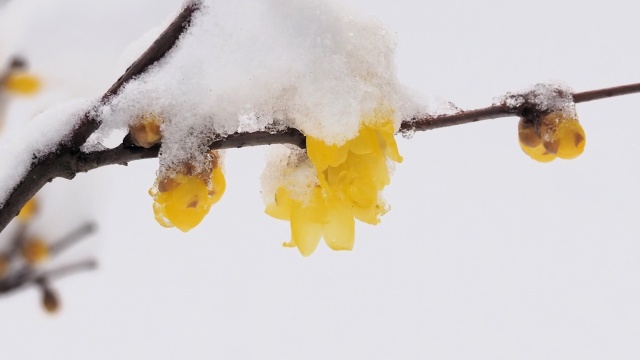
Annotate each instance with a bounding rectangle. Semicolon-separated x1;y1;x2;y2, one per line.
307;136;349;171
555;120;586;159
265;187;293;221
347;126;379;155
162;177;210;232
153;201;174;228
520;142;556;163
288;186;328;256
208;166;226;205
376;129;403;163
323;200;355;251
290;201;324;257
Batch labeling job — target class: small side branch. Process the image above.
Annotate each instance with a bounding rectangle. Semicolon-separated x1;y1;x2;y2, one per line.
0;222;97;296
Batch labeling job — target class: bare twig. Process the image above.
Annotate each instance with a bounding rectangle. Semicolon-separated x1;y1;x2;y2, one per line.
37;259;98;283
0;219;97;297
401;81;640;133
49;221;97;255
0;259;97;296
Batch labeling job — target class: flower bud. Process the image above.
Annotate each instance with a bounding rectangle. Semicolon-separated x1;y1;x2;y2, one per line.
41;286;60;314
21;237;49;265
130;115;162;148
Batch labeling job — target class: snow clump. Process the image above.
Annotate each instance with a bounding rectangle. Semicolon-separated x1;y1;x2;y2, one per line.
99;0;415;175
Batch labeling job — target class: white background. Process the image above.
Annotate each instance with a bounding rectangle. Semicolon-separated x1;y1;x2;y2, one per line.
1;0;640;359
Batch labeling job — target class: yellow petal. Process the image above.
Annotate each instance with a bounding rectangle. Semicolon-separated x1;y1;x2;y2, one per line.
152;200;174;228
520;142;556;163
376;129;403;163
289;187;327;256
265;187;293;221
323;200;355;251
162;176;210;232
307;136;349;171
554;120;586;159
290;201;324;257
347;126;379;155
208;166;226;205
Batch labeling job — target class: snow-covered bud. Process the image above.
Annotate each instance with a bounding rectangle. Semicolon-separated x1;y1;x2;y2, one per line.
129;115;162;148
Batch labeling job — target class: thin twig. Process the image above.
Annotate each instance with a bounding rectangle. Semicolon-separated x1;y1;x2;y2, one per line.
48;222;97;256
0;259;97;296
37;259;98;282
401;81;640;133
0;219;98;297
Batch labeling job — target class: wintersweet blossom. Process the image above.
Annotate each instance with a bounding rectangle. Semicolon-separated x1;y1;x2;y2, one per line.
518;112;586;162
265;107;403;256
150;153;226;232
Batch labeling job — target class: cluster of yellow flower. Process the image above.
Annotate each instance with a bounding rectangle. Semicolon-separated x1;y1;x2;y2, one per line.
518;111;586;162
265;107;402;256
129;116;227;233
150;156;226;232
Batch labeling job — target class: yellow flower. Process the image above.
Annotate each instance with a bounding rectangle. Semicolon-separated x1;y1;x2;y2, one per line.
266;107;402;256
518;113;586;162
150;153;226;232
3;72;41;96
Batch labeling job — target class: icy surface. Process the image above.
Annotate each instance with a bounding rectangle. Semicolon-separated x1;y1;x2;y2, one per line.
0;98;94;207
100;0;415;173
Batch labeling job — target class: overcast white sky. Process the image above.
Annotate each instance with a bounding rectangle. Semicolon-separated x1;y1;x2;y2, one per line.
1;0;640;359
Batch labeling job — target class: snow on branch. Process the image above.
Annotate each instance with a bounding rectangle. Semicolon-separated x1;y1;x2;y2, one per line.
0;1;202;234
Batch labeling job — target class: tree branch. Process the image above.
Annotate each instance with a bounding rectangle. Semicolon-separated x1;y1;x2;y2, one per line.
0;222;97;297
401;82;640;133
0;0;639;238
0;1;202;234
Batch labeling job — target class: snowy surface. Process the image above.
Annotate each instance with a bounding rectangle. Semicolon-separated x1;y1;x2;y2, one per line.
100;0;416;175
0;98;93;207
261;145;317;203
500;81;577;117
1;0;640;360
